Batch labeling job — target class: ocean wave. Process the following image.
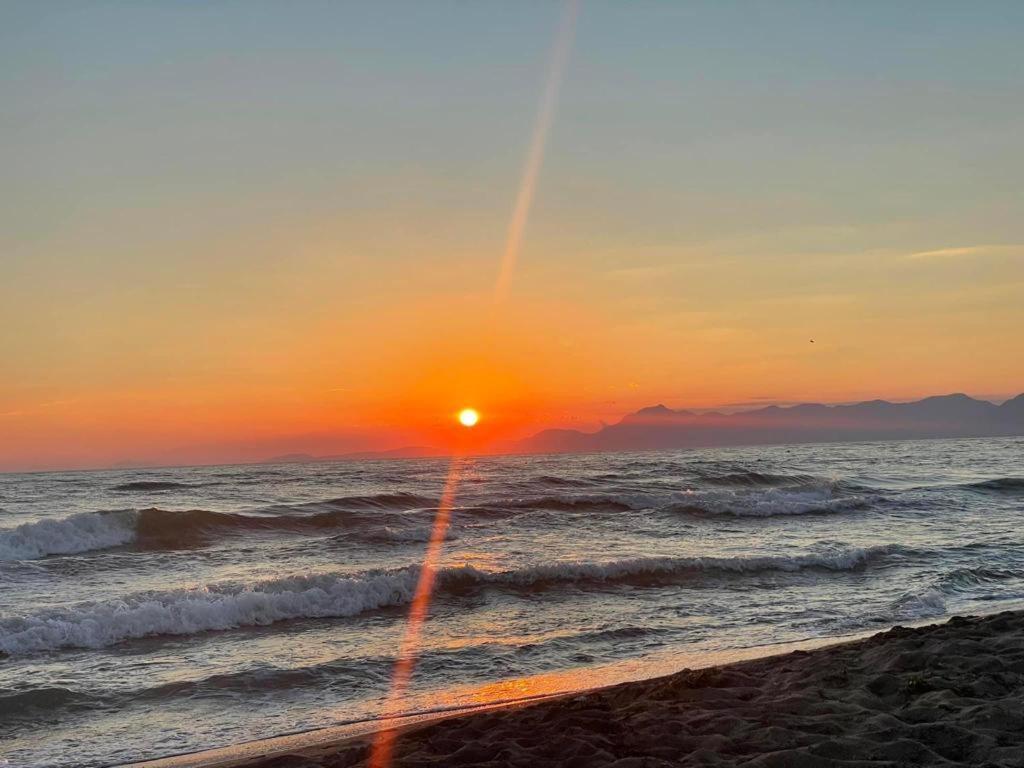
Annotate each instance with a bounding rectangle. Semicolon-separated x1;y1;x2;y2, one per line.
693;470;826;488
504;495;638;512
0;623;664;716
129;661;387;706
291;492;436;510
890;564;1023;622
961;477;1024;494
891;588;948;620
667;487;869;518
936;566;1023;592
0;544;906;655
0;483;874;563
345;525;455;544
129;625;658;699
0;568;422;655
111;481;196;492
451;545;904;588
500;485;873;519
0;687;103;720
1;491;640;563
132;506;377;546
0;493;444;561
0;511;137;561
534;475;594;488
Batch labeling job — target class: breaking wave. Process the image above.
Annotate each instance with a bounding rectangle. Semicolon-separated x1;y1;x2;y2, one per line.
0;544;907;655
891;564;1024;623
667;487;870;517
0;511;137;561
0;493;442;561
0;482;877;562
891;587;948;620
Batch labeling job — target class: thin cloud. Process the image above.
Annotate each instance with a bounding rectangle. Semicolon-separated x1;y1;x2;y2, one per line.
907;244;1019;261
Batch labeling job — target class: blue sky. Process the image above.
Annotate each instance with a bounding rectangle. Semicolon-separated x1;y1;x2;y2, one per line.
2;1;1022;469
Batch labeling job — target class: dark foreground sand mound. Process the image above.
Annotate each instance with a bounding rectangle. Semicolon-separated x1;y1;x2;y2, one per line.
252;611;1024;768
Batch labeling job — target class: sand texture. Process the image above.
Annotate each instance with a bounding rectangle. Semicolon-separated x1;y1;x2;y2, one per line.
244;611;1024;768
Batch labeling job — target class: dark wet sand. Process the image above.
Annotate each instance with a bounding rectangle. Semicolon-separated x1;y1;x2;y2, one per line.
238;611;1024;768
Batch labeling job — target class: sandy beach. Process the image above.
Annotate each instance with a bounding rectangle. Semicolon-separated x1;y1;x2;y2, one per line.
7;3;1024;766
223;610;1024;768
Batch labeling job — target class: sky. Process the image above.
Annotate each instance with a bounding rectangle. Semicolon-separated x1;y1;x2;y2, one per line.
2;1;1023;471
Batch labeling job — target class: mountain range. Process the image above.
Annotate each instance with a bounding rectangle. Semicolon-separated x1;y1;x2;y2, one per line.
265;392;1024;463
514;392;1024;454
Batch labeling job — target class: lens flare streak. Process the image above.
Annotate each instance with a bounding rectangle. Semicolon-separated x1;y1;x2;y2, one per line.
493;0;580;305
368;457;466;768
371;4;579;766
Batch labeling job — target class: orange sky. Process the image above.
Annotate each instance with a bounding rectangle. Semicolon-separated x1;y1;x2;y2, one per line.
2;3;1023;471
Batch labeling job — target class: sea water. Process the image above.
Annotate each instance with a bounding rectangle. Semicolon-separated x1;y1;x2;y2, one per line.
1;437;1022;766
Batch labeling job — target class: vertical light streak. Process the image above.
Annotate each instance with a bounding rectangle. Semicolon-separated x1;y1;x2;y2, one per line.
368;456;465;768
369;4;579;766
493;0;580;305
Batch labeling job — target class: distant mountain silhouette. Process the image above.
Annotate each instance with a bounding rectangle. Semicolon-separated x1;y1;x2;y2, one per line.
516;393;1024;454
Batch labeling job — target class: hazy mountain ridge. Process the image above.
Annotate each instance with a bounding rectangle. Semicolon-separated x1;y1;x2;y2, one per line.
259;394;1024;465
517;393;1024;454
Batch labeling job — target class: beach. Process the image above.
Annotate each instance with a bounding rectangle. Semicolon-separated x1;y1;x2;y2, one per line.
228;610;1024;768
7;2;1024;766
3;441;1023;767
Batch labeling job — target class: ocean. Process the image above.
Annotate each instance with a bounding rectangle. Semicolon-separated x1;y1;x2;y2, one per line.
2;437;1023;767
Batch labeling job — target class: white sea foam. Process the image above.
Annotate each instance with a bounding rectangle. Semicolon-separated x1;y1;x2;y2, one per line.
0;511;138;561
0;569;423;655
0;505;440;561
892;587;948;620
0;544;903;655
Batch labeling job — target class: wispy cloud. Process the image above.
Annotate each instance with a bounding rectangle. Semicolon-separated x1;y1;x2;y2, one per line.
907;244;1019;261
0;399;76;418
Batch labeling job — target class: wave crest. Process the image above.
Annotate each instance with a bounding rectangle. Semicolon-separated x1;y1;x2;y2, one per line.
962;477;1024;494
667;487;869;518
0;687;100;719
0;493;443;561
111;481;194;492
0;511;137;561
694;470;826;488
0;544;906;655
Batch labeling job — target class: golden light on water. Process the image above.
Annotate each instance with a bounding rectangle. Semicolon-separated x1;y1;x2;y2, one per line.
458;408;480;427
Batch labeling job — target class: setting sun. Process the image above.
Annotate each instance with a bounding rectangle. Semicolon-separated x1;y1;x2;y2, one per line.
4;5;1024;768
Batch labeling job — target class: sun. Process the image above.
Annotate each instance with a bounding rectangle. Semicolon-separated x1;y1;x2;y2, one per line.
457;408;479;427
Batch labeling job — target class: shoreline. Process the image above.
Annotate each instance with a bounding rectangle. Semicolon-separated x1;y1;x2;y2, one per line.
125;629;887;768
126;609;1024;768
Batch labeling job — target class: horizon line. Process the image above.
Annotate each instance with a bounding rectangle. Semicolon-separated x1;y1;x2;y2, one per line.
2;388;1020;475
